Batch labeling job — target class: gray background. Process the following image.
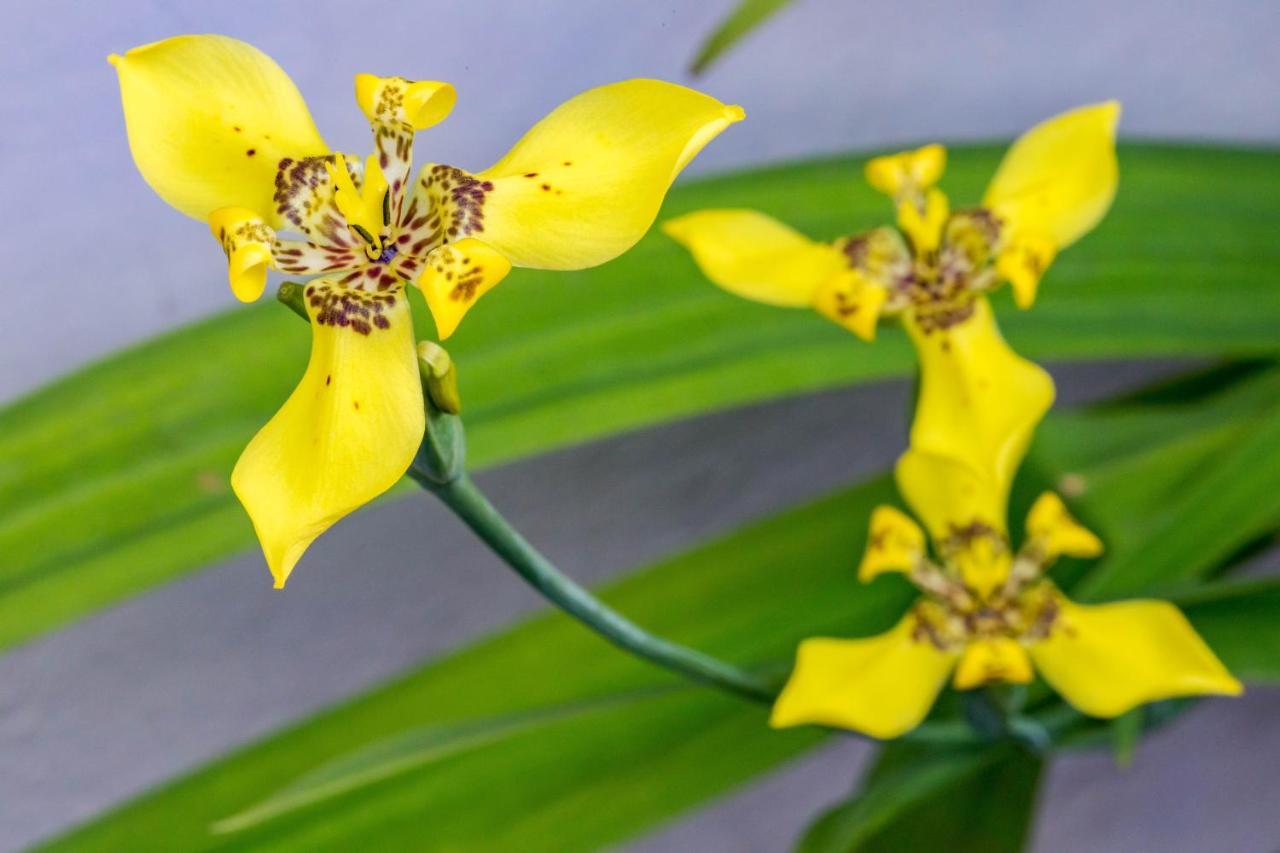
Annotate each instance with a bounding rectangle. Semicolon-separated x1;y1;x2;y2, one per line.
1;0;1278;850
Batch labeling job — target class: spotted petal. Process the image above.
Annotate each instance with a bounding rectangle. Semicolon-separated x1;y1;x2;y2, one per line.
473;79;744;269
110;35;328;224
231;279;424;587
771;610;958;739
1029;595;1242;718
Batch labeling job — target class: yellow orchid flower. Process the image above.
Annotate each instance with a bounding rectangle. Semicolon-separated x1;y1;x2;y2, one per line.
111;35;743;587
771;490;1241;740
664;102;1119;338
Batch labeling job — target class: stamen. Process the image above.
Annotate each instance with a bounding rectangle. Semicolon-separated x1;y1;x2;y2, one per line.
350;223;377;246
377;244;399;265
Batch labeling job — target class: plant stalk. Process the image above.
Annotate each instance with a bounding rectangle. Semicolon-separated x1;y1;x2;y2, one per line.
412;468;780;703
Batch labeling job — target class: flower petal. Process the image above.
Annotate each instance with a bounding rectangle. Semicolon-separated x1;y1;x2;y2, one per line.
416;237;513;339
906;297;1054;518
474;80;743;269
663;209;845;307
110;35;328;224
1025;492;1103;561
953;638;1034;689
231;280;425;587
770;610;958;739
1029;595;1243;718
858;505;927;581
354;75;456;218
983;102;1120;250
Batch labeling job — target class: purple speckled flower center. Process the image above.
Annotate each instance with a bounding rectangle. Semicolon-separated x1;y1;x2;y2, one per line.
376;244;399;265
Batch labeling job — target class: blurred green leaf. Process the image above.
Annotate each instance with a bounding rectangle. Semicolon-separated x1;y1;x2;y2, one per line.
1;145;1277;651
690;0;794;74
48;366;1278;851
212;686;679;834
1180;577;1280;682
801;743;1041;853
1076;396;1280;600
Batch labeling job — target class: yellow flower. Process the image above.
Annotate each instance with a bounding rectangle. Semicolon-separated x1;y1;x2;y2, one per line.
111;35;742;586
771;491;1241;740
664;102;1119;341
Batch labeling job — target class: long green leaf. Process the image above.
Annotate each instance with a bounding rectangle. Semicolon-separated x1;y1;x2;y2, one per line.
690;0;794;74
47;368;1278;851
1076;397;1280;600
1;145;1277;652
1180;577;1280;682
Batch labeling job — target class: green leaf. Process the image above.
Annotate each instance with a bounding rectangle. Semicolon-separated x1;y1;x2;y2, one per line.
1179;577;1280;682
47;369;1277;851
1;145;1277;652
211;686;680;834
801;743;1042;853
690;0;794;74
1075;396;1280;600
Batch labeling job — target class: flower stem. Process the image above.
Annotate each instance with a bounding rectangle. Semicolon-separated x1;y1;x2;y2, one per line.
413;468;780;703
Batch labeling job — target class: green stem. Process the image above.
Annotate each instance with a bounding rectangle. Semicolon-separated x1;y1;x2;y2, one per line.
413;469;780;703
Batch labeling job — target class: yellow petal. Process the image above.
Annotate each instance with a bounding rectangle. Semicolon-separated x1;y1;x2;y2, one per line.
771;609;958;739
354;74;456;131
1025;492;1103;561
996;232;1058;310
209;207;274;302
865;144;946;198
474;80;743;269
983;102;1120;250
110;35;328;224
906;297;1055;520
953;638;1034;689
663;210;846;307
813;269;889;341
231;280;425;587
416;237;513;339
895;450;1011;595
1029;595;1243;718
896;187;950;254
858;505;927;581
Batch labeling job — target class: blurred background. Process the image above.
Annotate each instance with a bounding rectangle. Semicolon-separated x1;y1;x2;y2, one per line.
1;1;1278;850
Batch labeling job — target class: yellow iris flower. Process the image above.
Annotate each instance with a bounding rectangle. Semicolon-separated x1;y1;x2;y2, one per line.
110;35;743;586
666;105;1121;579
664;102;1120;338
770;486;1242;740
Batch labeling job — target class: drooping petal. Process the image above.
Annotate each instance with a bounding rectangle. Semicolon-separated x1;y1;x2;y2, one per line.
209;207;275;302
208;207;366;302
662;209;846;307
953;638;1034;689
416;238;513;339
771;609;958;739
471;80;744;269
110;35;328;224
231;279;425;587
858;505;927;581
906;297;1055;520
354;75;456;216
1029;595;1242;718
1025;492;1103;562
983;102;1120;251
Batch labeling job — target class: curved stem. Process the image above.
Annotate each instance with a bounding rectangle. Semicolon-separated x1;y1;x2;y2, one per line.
414;469;779;702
